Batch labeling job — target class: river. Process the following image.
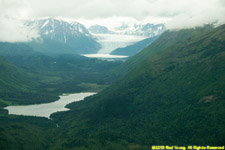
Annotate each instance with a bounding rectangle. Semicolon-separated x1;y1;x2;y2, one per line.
4;92;96;119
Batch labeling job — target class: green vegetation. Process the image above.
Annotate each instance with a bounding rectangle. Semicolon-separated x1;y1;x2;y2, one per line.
51;24;225;149
0;51;121;105
112;25;214;76
0;43;122;149
0;56;52;105
1;24;225;150
0;99;12;107
0;115;56;150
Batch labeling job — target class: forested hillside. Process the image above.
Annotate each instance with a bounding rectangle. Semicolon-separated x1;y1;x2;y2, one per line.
51;24;225;149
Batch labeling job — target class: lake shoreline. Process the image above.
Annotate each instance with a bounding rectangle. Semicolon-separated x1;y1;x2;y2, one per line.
4;92;96;119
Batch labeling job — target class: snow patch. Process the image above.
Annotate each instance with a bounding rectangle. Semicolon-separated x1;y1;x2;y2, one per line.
79;27;83;33
41;20;49;29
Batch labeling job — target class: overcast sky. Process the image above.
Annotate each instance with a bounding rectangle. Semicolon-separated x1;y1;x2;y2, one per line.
1;0;225;42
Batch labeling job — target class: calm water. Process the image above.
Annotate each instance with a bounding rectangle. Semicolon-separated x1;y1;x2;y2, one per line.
82;54;128;58
4;92;96;118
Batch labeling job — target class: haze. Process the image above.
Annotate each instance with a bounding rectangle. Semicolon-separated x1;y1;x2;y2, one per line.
1;0;225;42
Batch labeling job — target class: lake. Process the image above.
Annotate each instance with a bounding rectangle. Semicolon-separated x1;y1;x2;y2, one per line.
82;53;128;59
4;92;96;118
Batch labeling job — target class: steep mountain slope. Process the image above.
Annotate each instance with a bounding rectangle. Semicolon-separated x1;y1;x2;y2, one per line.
26;18;101;54
0;57;33;92
110;36;158;56
0;57;48;105
70;21;91;35
112;25;214;76
51;24;225;149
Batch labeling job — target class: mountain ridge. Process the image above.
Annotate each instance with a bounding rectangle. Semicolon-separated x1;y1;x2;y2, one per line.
114;23;165;37
89;23;165;37
25;18;101;54
111;25;215;76
50;24;225;149
110;36;159;56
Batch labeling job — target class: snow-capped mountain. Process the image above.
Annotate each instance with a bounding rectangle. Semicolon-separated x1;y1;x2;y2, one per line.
25;18;101;54
114;23;165;37
70;21;91;36
26;18;92;41
87;23;165;54
88;23;165;37
89;25;114;34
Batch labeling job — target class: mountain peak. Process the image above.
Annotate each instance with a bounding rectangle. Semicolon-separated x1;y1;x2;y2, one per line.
25;18;92;42
70;21;91;35
113;23;166;37
24;18;101;54
89;23;166;37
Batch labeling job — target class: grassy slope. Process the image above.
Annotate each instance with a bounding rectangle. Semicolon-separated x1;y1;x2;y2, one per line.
112;25;213;76
51;24;225;149
0;57;58;150
0;57;34;91
0;57;50;105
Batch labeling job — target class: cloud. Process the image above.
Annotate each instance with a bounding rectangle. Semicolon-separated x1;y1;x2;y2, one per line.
0;0;39;42
165;0;225;29
0;0;225;41
75;16;139;29
27;0;151;20
26;0;225;29
0;16;39;42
